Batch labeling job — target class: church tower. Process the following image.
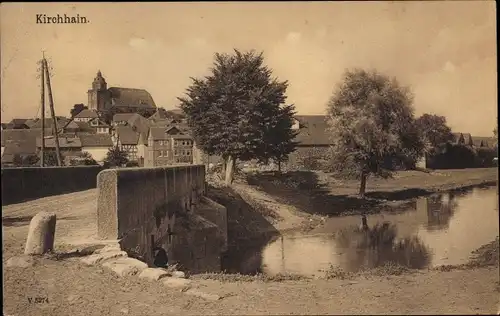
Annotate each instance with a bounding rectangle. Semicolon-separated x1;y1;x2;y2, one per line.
88;70;110;111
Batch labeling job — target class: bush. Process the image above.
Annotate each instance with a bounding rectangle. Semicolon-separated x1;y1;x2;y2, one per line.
428;143;477;169
475;147;497;167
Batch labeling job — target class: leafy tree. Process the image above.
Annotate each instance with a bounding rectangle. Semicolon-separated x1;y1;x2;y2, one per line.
326;68;424;197
103;146;129;167
178;49;297;184
70;103;88;118
260;105;299;172
414;114;453;155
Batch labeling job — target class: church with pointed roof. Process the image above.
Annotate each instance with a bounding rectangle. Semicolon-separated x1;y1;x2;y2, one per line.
87;70;157;113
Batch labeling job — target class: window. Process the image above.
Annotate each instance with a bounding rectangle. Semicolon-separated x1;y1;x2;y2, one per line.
187;150;191;156
159;150;164;157
148;139;153;146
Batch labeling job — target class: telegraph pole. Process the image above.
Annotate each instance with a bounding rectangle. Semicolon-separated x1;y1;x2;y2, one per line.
43;57;62;166
40;54;45;167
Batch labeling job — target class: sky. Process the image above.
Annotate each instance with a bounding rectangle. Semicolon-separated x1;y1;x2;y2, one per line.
1;1;497;136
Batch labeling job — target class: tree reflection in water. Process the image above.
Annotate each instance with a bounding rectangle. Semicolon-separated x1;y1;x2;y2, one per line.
335;221;432;272
423;192;459;231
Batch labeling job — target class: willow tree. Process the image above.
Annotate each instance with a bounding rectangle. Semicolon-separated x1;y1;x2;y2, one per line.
326;69;423;197
179;49;297;185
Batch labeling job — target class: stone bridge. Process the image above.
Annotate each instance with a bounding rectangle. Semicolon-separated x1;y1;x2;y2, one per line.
1;165;228;274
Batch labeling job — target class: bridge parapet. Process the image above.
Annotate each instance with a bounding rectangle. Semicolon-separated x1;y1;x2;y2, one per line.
97;165;226;273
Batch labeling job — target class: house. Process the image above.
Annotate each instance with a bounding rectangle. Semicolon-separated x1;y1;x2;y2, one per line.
73;109;99;122
113;126;144;163
87;70;157;113
88;117;111;134
1;129;49;165
148;108;169;122
145;125;194;167
452;132;473;147
112;113;151;134
283;115;331;169
34;135;83;165
30;117;70;132
471;136;495;148
6;118;31;129
79;133;114;162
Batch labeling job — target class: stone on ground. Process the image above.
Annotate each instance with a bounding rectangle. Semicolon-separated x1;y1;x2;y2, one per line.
184;289;221;301
172;271;186;278
93;243;122;254
102;257;148;277
24;212;57;255
138;268;170;281
80;251;128;266
162;277;192;289
5;255;35;268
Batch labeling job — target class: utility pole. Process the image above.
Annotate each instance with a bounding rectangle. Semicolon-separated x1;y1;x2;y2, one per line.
43;57;62;166
40;55;45;167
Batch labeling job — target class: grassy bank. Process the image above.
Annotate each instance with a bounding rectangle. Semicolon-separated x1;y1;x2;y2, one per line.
244;168;498;216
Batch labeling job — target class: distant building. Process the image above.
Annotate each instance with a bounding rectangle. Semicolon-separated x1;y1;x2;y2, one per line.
112;126;147;164
79;133;114;162
6;119;30;130
145;125;194;167
284;115;331;170
87;70;157;113
35;135;83;163
73;109;99;123
112;113;151;134
452;132;473;147
88;117;111;134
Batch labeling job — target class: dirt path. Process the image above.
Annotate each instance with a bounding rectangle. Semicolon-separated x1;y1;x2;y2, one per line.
2;189;103;260
3;257;498;316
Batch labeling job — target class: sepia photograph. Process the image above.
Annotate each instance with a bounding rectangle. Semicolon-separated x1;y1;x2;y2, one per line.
1;1;498;315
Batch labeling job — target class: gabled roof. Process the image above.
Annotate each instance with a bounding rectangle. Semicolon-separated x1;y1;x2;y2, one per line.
74;109;98;119
9;118;29;125
115;126;139;145
148;126;193;141
113;113;137;122
109;87;157;108
1;129;52;149
452;132;473;145
112;113;150;134
30;118;69;130
2;140;37;156
74;121;97;133
149;108;169;121
79;133;113;147
471;136;495;148
88;117;109;127
294;115;331;146
35;136;82;148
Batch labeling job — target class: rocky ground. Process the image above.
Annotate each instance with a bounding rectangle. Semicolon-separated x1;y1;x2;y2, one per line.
2;168;499;315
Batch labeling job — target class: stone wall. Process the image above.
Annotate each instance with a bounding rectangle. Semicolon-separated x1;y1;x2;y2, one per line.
96;165;227;273
1;166;104;206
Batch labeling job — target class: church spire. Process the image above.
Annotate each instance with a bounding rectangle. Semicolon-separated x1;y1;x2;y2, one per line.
92;69;107;91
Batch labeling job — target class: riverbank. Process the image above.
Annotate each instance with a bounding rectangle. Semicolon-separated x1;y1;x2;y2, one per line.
243;168;498;217
2;168;498;315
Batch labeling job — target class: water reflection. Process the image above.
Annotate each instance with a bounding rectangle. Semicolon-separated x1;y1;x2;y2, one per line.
418;192;458;231
255;186;499;276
